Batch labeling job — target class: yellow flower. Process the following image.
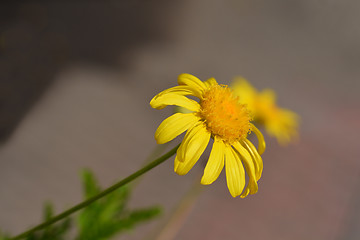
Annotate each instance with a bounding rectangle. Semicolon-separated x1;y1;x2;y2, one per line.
150;74;265;198
232;77;299;145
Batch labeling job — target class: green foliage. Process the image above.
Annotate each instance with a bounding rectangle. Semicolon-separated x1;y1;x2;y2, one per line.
0;203;71;240
75;169;161;240
26;203;71;240
0;169;161;240
0;230;10;240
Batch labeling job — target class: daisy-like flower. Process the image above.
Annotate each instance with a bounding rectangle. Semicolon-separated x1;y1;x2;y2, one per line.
150;74;265;198
232;77;299;145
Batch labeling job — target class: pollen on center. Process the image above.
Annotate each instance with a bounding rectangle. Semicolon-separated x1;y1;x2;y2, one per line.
199;84;251;143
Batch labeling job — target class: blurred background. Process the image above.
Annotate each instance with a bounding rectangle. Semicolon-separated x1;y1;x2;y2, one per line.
0;0;360;239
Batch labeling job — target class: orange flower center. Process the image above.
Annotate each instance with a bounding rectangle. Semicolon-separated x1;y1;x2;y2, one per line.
200;85;251;143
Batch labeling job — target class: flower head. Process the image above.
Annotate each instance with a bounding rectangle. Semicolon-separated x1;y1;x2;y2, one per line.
232;77;299;145
150;74;265;198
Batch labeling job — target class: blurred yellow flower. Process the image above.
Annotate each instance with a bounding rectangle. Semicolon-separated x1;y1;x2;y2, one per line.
150;74;265;198
232;77;299;145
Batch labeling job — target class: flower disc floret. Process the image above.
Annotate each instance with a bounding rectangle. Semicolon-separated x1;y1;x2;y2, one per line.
200;85;251;143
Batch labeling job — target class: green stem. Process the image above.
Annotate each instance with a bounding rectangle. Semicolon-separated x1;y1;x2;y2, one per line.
11;144;180;240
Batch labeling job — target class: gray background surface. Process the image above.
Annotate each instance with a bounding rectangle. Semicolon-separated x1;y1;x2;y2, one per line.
0;0;360;239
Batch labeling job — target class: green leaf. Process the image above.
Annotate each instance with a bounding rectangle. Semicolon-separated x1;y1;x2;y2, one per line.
26;203;71;240
76;169;162;240
2;168;162;240
82;169;101;198
0;230;11;240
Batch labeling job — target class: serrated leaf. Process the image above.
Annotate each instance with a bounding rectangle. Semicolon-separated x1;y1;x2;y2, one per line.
76;169;162;240
25;203;71;240
82;169;101;198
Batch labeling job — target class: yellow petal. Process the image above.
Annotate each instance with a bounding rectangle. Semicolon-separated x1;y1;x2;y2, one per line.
153;85;200;98
175;123;210;175
174;154;181;172
265;108;299;145
242;139;263;181
150;93;200;112
250;123;266;155
241;188;250;198
225;145;245;198
233;141;258;197
233;141;256;178
158;85;196;95
201;137;225;185
259;89;276;104
231;77;257;109
155;113;198;144
178;73;206;98
204;77;218;88
177;122;204;161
